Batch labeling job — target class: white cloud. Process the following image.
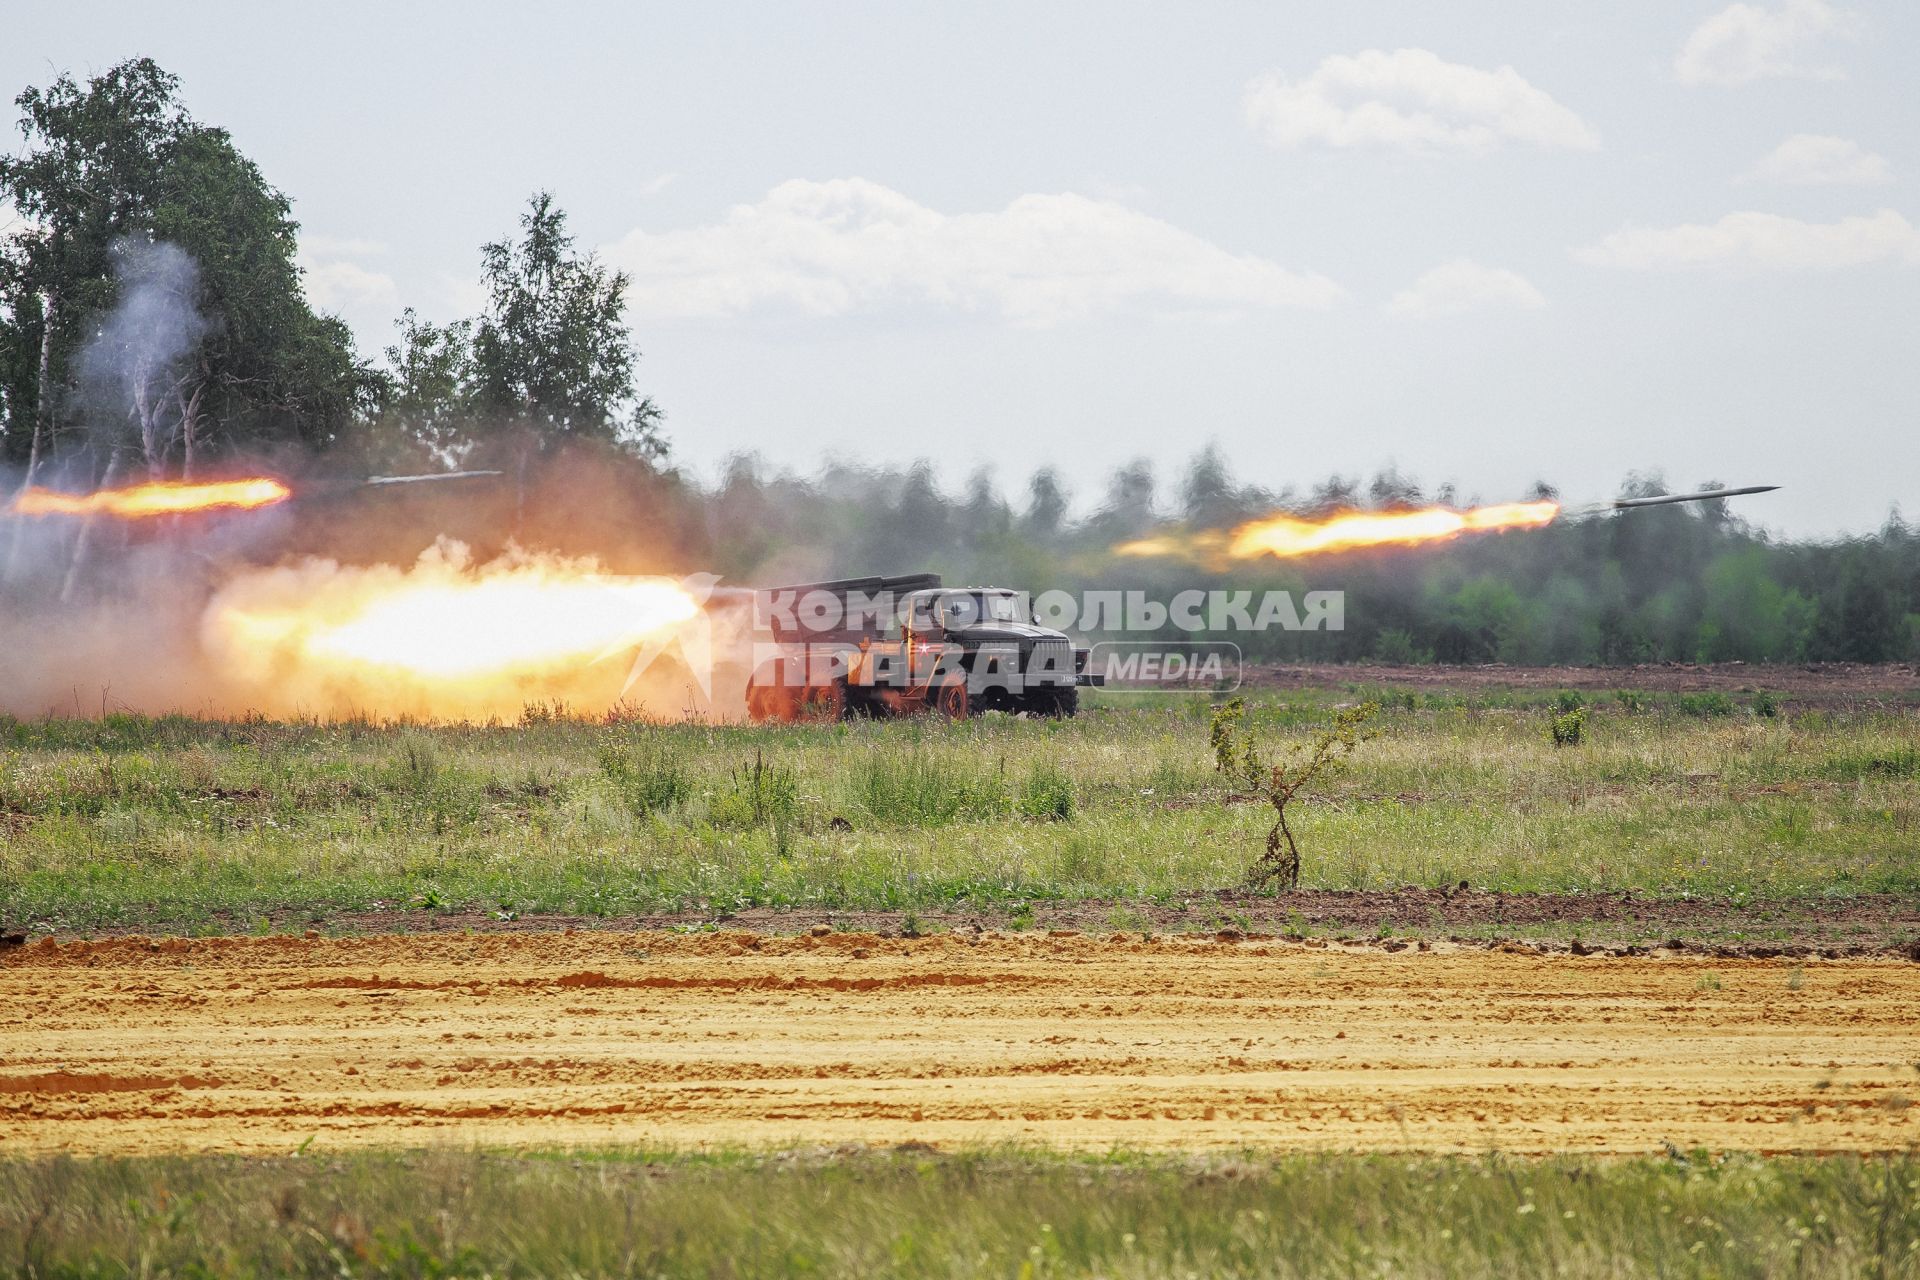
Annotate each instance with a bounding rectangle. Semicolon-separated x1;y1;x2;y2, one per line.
1387;259;1546;318
1742;133;1891;185
300;234;388;258
440;274;489;322
1675;0;1851;86
1242;48;1598;152
298;240;400;314
639;172;679;197
604;178;1344;324
1575;209;1920;272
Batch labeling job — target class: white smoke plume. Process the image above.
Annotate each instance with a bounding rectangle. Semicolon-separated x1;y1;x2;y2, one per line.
74;237;211;472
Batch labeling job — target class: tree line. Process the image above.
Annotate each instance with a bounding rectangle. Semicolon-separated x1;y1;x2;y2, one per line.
694;455;1920;665
3;60;1914;664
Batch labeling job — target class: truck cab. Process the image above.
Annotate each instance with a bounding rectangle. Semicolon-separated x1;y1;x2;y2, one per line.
746;575;1093;721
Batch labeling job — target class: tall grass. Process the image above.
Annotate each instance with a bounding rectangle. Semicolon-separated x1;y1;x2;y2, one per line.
854;746;1009;825
2;1149;1915;1279
2;693;1916;930
597;740;691;816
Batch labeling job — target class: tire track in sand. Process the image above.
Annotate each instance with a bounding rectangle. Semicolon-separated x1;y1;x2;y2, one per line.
2;930;1915;1156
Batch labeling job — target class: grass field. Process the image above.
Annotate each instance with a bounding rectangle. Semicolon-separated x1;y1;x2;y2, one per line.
5;677;1918;1278
5;1148;1919;1279
3;686;1915;937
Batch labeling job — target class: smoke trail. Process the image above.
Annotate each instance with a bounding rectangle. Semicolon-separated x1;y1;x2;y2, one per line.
74;237;210;475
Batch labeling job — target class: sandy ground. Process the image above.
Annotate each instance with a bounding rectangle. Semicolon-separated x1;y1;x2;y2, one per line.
3;931;1915;1157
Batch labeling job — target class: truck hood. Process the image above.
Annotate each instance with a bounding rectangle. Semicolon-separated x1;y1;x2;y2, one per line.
948;624;1071;644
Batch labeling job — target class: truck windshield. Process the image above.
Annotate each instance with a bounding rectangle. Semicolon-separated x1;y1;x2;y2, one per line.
986;592;1026;623
957;591;1027;625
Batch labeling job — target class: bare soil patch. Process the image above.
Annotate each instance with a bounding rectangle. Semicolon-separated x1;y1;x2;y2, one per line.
4;930;1915;1156
51;890;1916;959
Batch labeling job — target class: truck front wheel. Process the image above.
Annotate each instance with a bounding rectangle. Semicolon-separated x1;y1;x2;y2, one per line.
802;678;848;722
1026;686;1077;718
745;675;794;722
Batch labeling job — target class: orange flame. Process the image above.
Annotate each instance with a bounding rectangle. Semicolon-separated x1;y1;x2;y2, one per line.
10;477;291;519
201;541;701;721
1115;501;1561;562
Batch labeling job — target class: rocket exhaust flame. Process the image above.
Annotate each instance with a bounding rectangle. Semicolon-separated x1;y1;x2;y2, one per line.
1115;500;1562;563
1113;486;1778;563
202;541;701;721
9;477;292;519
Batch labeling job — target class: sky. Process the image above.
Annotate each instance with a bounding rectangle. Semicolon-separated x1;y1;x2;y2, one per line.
6;0;1917;538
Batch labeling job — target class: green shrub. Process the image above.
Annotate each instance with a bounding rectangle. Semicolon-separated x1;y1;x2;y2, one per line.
1371;627;1433;665
1676;692;1736;718
1550;707;1588;747
518;700;574;726
1752;690;1782;718
397;733;441;787
1209;698;1247;777
1016;762;1075;821
1552;690;1586;716
710;750;800;831
598;739;692;816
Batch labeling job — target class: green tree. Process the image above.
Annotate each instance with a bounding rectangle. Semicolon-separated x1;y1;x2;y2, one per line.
1823;561;1903;662
1020;467;1069;538
1697;548;1815;661
1436;577;1525;663
960;467;1011;543
362;308;476;469
0;59;368;478
1181;445;1244;528
151;126;370;463
471;192;663;462
1087;459;1156;541
0;58;187;474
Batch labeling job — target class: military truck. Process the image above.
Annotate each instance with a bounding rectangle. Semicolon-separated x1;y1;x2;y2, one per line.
744;573;1097;721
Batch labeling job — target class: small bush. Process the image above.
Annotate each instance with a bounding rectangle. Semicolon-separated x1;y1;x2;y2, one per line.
1212;701;1380;891
710;750;800;831
1752;690;1782;718
1208;698;1249;780
1016;762;1075;822
1371;627;1433;665
1613;690;1647;714
1676;692;1735;718
1550;707;1588;747
397;734;441;786
599;739;692;816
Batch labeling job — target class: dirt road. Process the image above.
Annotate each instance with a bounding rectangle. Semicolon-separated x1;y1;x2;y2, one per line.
3;931;1914;1156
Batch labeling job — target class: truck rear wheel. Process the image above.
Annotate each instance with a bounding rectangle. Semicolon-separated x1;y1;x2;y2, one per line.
934;678;970;719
